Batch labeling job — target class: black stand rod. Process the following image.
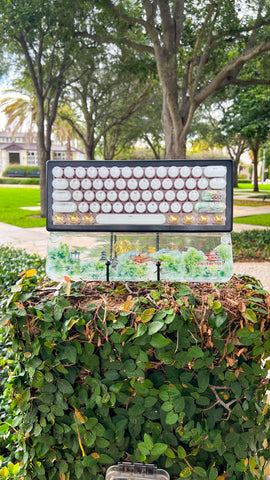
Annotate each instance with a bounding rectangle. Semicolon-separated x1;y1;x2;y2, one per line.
156;261;161;281
106;261;111;282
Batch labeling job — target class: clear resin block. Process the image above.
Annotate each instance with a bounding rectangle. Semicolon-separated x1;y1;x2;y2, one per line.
46;231;233;283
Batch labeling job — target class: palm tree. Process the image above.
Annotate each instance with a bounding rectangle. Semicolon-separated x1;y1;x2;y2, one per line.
0;91;37;142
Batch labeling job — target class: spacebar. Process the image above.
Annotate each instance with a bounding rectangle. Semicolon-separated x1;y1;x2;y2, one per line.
96;214;166;225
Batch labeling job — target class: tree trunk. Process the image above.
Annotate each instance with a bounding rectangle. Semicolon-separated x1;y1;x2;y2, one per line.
161;94;187;159
252;143;259;192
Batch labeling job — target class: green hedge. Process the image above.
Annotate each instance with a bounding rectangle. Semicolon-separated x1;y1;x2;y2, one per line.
2;165;40;177
0;178;40;185
0;276;269;480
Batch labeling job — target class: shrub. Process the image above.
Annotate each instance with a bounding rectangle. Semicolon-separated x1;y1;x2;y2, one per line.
0;178;40;185
2;165;40;178
232;229;270;261
0;275;269;480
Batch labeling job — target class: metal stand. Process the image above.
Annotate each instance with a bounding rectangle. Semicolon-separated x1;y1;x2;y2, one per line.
156;261;161;281
106;261;111;281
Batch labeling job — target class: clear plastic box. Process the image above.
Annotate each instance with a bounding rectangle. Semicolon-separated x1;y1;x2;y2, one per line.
106;463;170;480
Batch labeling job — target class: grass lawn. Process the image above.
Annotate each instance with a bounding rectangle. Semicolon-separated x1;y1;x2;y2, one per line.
235;183;270;191
233;214;270;227
0;187;46;228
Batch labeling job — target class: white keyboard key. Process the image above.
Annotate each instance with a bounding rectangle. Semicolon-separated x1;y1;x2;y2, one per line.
148;202;158;213
81;178;91;190
180;166;191;178
142;190;152;202
127;178;138;190
188;190;199;201
119;191;129;202
177;190;187;201
70;178;80;190
113;202;124;213
110;166;121;178
53;202;77;213
136;202;146;213
186;178;196;189
93;179;103;190
171;202;181;213
73;190;83;201
145;166;155;178
198;178;208;189
96;214;166;224
153;190;164;201
90;202;100;213
116;178;126;190
52;166;63;178
192;166;202;177
107;191;118;201
64;166;74;178
159;202;169;213
125;202;135;213
182;202;193;213
130;190;140;201
52;179;68;189
84;191;95;201
87;166;97;178
174;178;185;189
96;191;106;202
99;166;109;178
210;178;226;189
168;166;179;178
162;178;173;190
102;202;112;213
195;202;226;213
151;178;161;190
133;166;144;178
104;179;115;190
204;166;226;177
139;178;149;190
157;166;167;178
52;190;71;201
165;190;175;201
122;166;132;178
79;202;90;213
76;167;86;178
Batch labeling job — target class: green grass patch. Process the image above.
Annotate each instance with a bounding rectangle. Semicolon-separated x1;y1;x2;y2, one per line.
0;187;46;228
233;214;270;227
235;183;270;191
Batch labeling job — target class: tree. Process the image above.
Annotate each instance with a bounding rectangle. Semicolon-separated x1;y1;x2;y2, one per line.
96;0;270;159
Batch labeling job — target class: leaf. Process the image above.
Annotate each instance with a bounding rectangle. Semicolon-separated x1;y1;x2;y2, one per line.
249;456;256;471
25;268;37;277
148;321;164;335
150;333;170;348
151;443;168;456
243;309;257;323
188;345;204;359
143;433;153;451
141;308;156;323
74;407;85;423
177;445;187;459
57;379;74;395
180;467;191;478
64;276;71;282
197;370;209;391
194;466;207;477
165;411;178;425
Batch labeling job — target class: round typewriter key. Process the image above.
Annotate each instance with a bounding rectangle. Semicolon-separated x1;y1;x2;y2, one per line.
174;178;185;189
192;166;202;177
171;202;181;213
102;202;112;213
142;190;152;201
93;178;103;190
168;166;179;178
110;166;121;178
130;190;140;201
151;178;161;190
99;166;109;178
153;190;164;201
87;166;97;178
198;178;208;189
84;191;95;201
72;190;83;201
185;178;196;189
113;202;123;213
136;202;146;213
176;190;187;201
81;178;91;190
147;202;158;213
119;191;129;202
96;190;106;202
133;166;144;178
76;166;86;178
79;202;90;213
159;202;169;213
162;178;173;189
107;190;118;201
182;201;193;213
122;166;132;178
157;166;167;178
127;178;138;190
104;178;115;190
70;178;80;190
145;166;155;178
165;190;175;201
64;166;74;178
125;202;135;213
188;190;199;201
180;166;191;178
89;202;100;213
116;178;126;190
52;166;63;177
139;178;149;190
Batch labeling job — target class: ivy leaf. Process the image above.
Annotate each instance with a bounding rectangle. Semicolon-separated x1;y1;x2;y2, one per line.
243;309;257;323
197;370;209;391
148;321;164;335
194;466;207;477
177;445;187;459
141;308;156;323
180;467;191;477
151;443;168;456
57;379;74;395
150;333;170;348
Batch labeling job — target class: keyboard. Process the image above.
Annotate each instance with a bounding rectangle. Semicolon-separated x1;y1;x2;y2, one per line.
46;160;233;232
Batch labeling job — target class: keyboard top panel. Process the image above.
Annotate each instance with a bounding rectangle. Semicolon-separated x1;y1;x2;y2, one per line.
46;160;233;232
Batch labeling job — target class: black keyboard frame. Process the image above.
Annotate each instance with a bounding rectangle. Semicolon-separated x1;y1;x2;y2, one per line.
46;159;233;232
